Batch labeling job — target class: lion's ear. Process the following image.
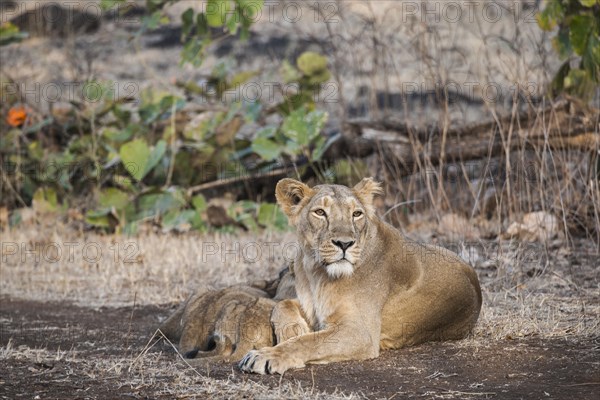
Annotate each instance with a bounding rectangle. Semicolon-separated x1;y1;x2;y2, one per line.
353;177;384;213
275;178;315;222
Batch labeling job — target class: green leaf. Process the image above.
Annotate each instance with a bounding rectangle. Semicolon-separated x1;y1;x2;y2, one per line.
32;187;58;214
142;11;169;31
226;12;239;34
102;127;132;143
190;211;207;231
257;202;288;230
112;174;135;192
136;190;186;220
536;12;552;31
112;106;132;125
21;118;53;135
280;108;329;157
27;141;43;161
120;139;166;181
552;27;572;59
206;0;231;27
278;93;315;114
85;211;111;228
9;210;22;227
238;0;264;18
138;93;185;123
100;0;126;10
570;15;594;55
181;37;209;67
122;221;139;235
120;139;150;181
182;8;195;37
579;0;598;7
147;139;167;175
536;0;563;31
305;110;328;142
282;108;309;147
550;61;571;95
564;68;593;97
585;34;600;81
255;126;277;139
229;70;258;87
280;60;302;83
0;22;28;46
192;194;208;212
162;209;196;232
284;139;301;156
306;68;332;85
146;0;172;13
311;133;337;162
228;200;257;231
98;188;129;211
196;13;209;36
243;102;262;122
297;52;329;76
252;137;281;161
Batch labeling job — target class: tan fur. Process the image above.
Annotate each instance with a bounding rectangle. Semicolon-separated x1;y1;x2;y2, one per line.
240;178;482;374
159;269;295;364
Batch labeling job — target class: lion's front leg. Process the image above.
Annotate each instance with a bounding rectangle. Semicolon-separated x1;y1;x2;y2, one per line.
237;299;312;374
239;317;380;374
238;344;306;374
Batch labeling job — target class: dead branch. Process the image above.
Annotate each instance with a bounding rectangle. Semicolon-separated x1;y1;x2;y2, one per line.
335;100;599;176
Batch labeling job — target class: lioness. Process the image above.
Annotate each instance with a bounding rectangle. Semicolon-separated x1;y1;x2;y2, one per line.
240;178;482;374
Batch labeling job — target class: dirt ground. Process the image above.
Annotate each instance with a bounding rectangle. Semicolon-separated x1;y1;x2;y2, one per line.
1;297;598;400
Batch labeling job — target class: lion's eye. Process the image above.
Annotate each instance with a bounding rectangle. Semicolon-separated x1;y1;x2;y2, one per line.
353;211;363;218
314;209;326;217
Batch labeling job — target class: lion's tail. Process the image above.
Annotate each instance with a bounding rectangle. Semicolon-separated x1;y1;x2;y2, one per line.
185;335;234;365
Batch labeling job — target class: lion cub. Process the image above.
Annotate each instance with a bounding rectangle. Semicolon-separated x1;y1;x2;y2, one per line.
240;178;482;374
159;268;295;363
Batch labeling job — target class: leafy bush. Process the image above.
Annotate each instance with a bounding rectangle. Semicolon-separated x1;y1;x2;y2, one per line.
101;0;264;67
1;1;333;234
537;0;600;100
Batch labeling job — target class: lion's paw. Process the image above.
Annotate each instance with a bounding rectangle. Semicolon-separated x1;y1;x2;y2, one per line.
238;347;304;374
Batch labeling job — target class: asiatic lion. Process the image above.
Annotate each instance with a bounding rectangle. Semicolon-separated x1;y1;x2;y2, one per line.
239;178;482;374
159;268;295;363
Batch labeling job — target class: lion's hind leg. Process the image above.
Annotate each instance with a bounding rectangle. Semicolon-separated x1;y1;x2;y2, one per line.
271;299;312;344
158;303;186;342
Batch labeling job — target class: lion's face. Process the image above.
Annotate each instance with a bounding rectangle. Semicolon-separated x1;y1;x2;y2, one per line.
276;178;383;279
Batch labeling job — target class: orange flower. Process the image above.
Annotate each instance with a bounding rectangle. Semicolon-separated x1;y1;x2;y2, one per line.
7;106;27;127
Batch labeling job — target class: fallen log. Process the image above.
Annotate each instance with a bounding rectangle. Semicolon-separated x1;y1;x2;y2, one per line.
334;99;599;175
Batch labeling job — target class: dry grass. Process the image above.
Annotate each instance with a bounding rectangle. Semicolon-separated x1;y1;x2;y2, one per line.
0;339;357;399
1;220;296;307
2;217;598;339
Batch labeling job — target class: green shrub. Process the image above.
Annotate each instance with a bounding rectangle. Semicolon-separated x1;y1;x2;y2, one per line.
2;0;335;233
537;0;600;100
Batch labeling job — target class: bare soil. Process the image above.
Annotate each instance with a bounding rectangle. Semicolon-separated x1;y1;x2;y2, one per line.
1;297;598;399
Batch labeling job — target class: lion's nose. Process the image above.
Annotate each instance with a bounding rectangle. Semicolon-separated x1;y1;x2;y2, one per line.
332;240;355;251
